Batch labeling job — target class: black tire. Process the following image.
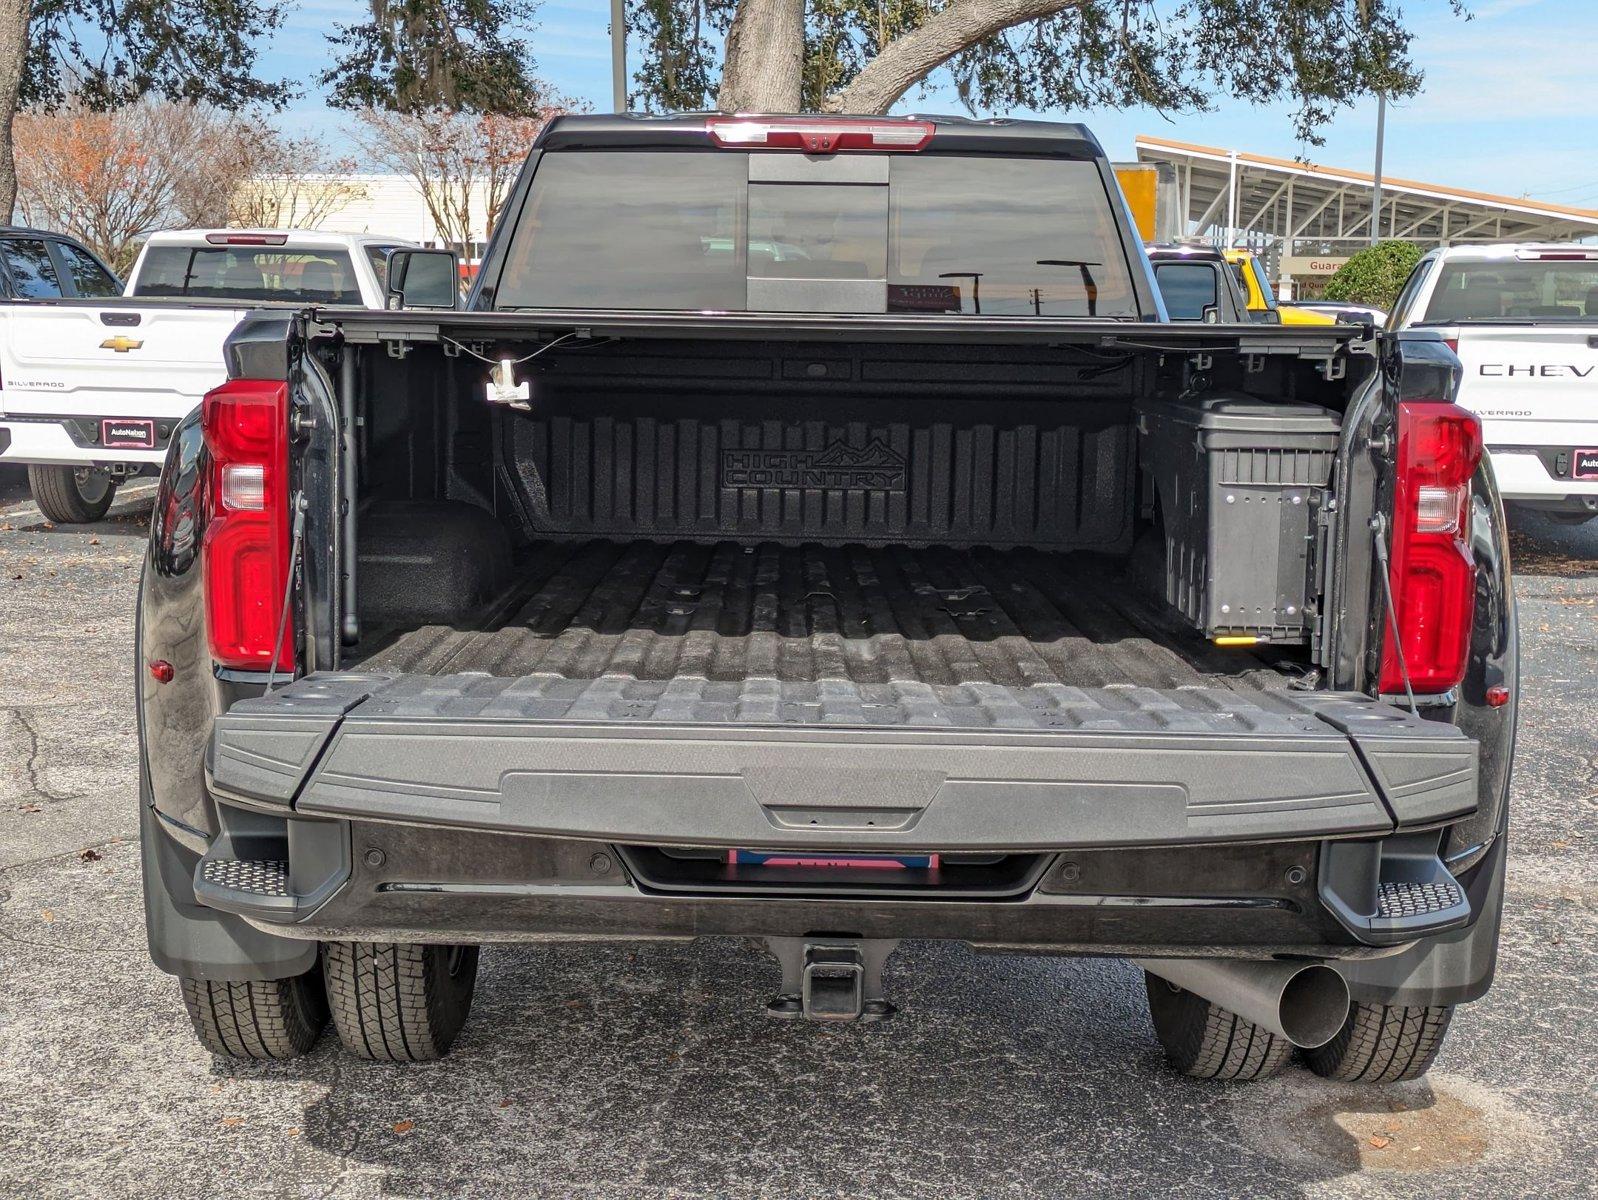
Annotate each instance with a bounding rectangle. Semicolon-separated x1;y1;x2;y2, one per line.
1144;972;1294;1081
28;464;117;524
180;970;329;1060
323;942;479;1062
1305;1002;1454;1083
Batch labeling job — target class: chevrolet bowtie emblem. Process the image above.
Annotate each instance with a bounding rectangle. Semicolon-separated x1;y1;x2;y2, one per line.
100;336;144;353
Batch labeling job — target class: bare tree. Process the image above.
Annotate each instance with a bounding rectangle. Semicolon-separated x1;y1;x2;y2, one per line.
13;101;237;273
350;106;560;252
228;132;370;230
11;99;357;273
2;0;292;222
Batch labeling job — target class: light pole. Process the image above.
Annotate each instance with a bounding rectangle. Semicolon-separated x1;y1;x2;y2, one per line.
1361;0;1385;246
611;0;627;112
1371;91;1386;245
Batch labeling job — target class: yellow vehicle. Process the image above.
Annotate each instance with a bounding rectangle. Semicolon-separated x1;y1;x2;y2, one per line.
1221;249;1336;325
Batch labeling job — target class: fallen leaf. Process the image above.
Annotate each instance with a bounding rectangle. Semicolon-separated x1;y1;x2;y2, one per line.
497;1099;513;1109
40;910;55;922
80;847;103;863
221;1116;244;1128
393;1120;415;1135
1368;1135;1392;1150
287;1128;301;1138
18;803;42;814
88;537;101;545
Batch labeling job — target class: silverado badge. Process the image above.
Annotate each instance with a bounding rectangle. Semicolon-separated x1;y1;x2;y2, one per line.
99;336;144;353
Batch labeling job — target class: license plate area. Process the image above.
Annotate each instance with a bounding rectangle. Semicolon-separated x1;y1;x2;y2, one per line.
618;846;1048;898
1574;447;1598;480
101;418;156;449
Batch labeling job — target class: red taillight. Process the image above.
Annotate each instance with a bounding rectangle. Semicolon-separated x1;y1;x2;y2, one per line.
201;379;292;672
1442;338;1458;356
1379;401;1483;695
705;116;934;153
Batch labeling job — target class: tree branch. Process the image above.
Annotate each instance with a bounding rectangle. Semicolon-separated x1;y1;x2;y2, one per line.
824;0;1084;115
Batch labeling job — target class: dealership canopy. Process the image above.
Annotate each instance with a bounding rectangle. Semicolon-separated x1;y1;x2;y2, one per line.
1135;135;1598;258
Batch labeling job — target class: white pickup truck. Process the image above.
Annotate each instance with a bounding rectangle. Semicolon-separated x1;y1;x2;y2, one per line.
0;229;415;522
1389;242;1598;524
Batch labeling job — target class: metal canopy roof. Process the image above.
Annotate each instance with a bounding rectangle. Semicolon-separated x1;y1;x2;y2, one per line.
1135;135;1598;253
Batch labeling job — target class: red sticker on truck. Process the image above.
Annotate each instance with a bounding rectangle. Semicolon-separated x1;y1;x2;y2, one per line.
1574;448;1598;480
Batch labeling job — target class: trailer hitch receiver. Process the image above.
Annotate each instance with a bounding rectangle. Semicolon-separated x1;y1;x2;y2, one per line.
764;937;899;1022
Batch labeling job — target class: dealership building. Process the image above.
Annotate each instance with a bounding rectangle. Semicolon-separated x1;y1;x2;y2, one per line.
1134;135;1598;297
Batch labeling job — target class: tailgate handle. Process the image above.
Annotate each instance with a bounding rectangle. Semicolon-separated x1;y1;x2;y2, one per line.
100;312;141;326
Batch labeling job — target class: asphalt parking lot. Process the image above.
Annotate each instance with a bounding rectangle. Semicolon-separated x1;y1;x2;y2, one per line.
2;460;1595;1200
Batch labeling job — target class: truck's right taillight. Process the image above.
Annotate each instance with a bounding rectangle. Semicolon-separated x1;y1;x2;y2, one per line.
201;379;292;672
1378;400;1483;695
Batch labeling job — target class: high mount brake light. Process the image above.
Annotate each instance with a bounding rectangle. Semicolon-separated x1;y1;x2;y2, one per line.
1379;401;1483;696
204;232;288;246
201;379;293;672
705;117;934;153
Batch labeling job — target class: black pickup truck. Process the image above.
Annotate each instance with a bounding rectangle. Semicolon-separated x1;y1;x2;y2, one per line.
138;114;1515;1083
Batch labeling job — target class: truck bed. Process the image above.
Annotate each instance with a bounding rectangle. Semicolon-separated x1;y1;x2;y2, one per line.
353;539;1290;694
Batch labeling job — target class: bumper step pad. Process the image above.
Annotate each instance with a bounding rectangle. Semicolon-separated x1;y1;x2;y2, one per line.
1379;877;1464;920
207;672;1478;855
200;857;290;898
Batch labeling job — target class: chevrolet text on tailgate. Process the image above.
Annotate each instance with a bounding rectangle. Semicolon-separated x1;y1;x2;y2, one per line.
138;115;1516;1085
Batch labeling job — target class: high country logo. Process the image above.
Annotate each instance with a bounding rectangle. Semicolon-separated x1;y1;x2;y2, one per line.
722;440;908;491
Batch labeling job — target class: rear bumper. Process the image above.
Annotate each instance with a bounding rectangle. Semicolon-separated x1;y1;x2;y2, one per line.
209;672;1478;854
161;670;1487;963
1486;444;1598;503
0;417;170;467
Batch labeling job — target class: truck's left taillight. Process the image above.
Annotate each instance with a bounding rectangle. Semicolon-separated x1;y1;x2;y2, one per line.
201;379;293;672
1378;400;1483;696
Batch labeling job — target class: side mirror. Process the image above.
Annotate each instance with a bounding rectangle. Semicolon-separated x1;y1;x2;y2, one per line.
386;248;460;310
1201;303;1221;324
1250;308;1283;325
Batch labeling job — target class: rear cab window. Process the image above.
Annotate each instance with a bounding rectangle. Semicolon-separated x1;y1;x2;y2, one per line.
494;150;1140;317
1153;262;1220;320
1423;255;1598;322
132;245;362;303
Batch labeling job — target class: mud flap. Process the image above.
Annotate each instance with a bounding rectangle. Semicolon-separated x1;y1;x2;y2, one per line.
1335;832;1507;1007
141;800;316;982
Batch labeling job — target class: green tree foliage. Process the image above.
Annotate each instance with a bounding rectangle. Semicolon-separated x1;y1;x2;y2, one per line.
322;0;548;115
19;0;295;110
626;0;1465;134
1323;240;1425;309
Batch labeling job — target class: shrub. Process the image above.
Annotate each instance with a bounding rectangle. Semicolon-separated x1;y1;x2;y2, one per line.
1323;241;1425;309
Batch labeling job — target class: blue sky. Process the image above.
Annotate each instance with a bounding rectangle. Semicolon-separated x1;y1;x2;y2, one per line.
270;0;1598;205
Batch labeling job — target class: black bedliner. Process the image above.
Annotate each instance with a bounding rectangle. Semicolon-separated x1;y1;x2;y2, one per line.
353;540;1290;691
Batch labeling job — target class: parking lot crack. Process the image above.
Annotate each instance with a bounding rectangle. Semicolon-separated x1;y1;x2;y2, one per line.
3;706;87;806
